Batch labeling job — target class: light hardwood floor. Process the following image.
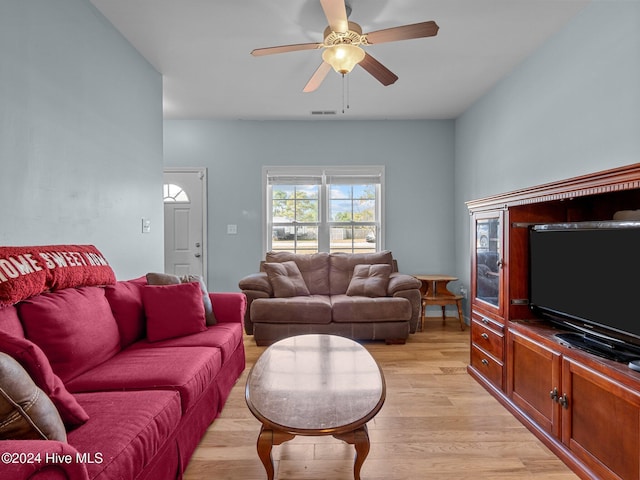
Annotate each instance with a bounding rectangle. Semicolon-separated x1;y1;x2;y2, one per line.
184;319;579;480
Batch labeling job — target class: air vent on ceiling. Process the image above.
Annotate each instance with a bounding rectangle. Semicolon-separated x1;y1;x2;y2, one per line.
311;110;337;115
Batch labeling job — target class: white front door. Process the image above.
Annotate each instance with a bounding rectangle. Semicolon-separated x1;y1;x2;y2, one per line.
163;168;207;282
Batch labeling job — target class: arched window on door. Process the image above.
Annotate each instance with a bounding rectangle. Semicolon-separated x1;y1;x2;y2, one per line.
163;183;190;203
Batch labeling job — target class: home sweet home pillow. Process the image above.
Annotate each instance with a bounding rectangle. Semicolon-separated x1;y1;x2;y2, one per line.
0;245;115;306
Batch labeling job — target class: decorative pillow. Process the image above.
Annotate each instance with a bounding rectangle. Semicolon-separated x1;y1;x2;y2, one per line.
346;264;393;297
0;332;89;429
0;352;67;441
142;282;207;342
43;245;116;291
0;247;48;306
0;245;115;306
263;261;311;298
146;272;216;325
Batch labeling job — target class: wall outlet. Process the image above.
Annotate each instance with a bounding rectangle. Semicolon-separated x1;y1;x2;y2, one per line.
227;224;237;235
459;286;467;299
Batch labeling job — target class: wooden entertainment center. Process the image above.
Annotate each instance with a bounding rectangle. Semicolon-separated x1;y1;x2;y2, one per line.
466;163;640;480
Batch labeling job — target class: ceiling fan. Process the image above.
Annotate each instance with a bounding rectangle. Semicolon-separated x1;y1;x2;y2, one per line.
251;0;439;92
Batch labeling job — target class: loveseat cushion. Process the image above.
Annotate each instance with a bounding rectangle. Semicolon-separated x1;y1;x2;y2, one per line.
17;287;121;383
263;261;311;297
104;279;146;349
331;294;412;323
69;390;181;480
265;252;330;295
142;282;207;342
251;295;332;324
329;251;394;295
65;346;222;414
0;352;67;441
346;264;392;297
0;332;89;429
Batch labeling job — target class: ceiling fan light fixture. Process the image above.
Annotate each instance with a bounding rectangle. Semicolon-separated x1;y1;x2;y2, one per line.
322;44;365;74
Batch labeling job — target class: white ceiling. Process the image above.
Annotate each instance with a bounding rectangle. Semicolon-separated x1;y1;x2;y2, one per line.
90;0;590;120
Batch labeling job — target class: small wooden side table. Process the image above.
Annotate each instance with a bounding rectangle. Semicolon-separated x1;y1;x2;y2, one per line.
414;274;465;331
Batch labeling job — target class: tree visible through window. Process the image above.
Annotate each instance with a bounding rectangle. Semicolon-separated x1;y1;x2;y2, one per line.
264;167;384;254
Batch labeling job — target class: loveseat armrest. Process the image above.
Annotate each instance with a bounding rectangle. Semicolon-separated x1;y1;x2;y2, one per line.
0;440;89;480
209;292;247;324
238;272;273;296
237;290;270;335
387;273;421;295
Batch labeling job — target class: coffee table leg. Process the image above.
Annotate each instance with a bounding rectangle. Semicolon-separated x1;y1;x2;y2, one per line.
334;425;370;480
257;426;275;480
257;425;295;480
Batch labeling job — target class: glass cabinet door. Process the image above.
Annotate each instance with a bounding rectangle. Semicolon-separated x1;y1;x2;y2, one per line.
473;211;503;315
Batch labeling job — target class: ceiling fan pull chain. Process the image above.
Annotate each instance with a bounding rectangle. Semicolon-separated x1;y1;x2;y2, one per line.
342;73;345;113
346;73;350;111
341;74;351;114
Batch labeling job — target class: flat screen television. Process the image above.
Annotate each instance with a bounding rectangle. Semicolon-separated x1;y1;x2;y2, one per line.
529;220;640;361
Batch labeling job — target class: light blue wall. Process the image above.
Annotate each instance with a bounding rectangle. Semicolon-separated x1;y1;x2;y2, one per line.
164;120;455;291
454;0;640;307
0;0;165;279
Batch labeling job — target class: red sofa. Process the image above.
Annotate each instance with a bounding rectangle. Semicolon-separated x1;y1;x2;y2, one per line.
0;246;246;480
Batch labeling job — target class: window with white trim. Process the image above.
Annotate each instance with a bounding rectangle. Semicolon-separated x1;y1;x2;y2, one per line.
264;166;384;254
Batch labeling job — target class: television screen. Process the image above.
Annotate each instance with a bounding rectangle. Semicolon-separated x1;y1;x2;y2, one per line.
529;221;640;350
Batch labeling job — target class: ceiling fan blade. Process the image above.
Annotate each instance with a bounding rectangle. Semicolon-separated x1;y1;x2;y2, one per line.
251;43;322;56
365;21;439;45
320;0;349;33
358;53;398;86
303;62;332;93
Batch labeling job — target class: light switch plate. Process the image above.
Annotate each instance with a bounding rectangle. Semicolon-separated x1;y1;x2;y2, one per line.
141;218;151;233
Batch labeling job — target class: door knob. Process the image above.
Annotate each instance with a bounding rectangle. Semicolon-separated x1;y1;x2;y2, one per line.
194;253;201;258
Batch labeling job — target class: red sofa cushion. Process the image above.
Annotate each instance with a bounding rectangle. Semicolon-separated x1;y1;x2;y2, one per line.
0;331;89;428
17;287;121;383
142;282;207;342
128;322;243;364
104;280;146;348
65;346;222;414
0;305;24;337
69;390;181;480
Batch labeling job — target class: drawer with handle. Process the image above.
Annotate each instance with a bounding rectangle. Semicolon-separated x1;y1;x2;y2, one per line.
470;344;504;390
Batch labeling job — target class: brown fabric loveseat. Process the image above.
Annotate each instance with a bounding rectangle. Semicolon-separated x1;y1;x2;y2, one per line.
238;251;422;345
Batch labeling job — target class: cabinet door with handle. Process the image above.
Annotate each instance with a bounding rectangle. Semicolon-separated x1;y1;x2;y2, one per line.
507;329;562;438
471;210;505;319
562;358;640;480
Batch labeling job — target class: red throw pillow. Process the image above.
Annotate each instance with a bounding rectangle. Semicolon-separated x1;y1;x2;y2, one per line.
0;247;48;306
142;282;207;342
0;332;89;429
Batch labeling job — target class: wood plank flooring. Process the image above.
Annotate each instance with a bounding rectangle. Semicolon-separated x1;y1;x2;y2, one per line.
184;319;579;480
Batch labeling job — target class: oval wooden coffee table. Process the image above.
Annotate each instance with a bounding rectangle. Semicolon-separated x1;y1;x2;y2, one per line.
245;334;386;480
